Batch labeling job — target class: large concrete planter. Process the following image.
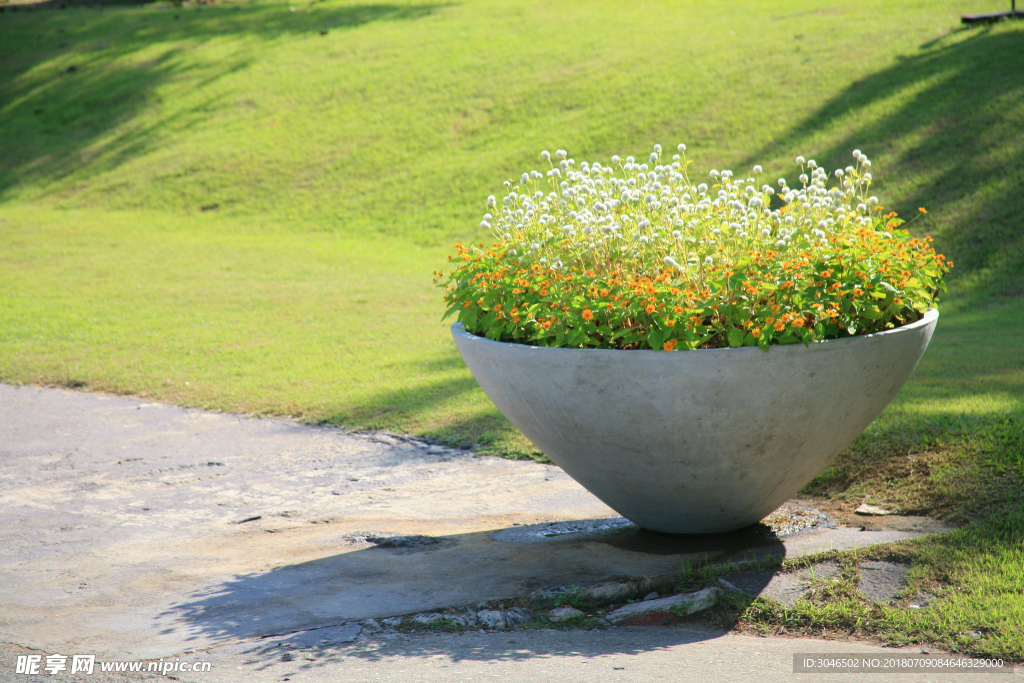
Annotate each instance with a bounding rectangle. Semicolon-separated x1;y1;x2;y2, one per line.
452;309;938;534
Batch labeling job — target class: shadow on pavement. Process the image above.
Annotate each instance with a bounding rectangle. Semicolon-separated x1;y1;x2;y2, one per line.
161;522;784;663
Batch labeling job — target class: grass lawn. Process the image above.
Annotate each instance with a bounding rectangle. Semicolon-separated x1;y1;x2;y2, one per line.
1;0;1023;659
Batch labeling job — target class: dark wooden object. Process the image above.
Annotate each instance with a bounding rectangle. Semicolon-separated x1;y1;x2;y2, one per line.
962;0;1024;23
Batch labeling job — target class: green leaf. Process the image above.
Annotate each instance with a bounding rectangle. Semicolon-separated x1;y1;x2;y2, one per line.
859;306;884;320
727;327;744;348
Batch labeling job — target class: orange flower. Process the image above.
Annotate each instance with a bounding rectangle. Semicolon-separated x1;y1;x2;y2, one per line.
774;321;785;332
645;304;656;314
493;304;502;312
582;309;594;321
662;339;678;351
540;289;549;296
752;327;762;338
791;317;805;328
666;319;676;327
542;320;552;329
599;289;610;297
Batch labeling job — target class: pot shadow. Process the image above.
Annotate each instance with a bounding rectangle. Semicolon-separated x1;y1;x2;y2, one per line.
160;520;785;664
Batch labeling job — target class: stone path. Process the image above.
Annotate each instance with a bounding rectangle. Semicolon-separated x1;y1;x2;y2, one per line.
0;384;983;682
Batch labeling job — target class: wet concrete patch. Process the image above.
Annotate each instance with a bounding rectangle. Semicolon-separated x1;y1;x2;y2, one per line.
717;561;843;608
858;560;911;604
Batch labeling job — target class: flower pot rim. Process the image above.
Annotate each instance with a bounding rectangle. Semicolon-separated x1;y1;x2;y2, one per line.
452;307;938;354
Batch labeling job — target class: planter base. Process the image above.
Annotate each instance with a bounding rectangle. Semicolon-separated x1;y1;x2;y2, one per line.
453;310;938;534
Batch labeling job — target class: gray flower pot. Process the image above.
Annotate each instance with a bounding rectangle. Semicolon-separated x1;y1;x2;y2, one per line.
452;309;938;534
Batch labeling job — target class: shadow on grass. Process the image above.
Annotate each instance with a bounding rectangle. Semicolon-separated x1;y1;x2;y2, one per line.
743;25;1024;302
0;2;450;200
318;358;544;457
800;298;1024;523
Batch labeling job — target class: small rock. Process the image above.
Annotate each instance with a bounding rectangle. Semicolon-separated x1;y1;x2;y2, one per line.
505;606;530;626
426;445;445;454
718;571;807;608
548;606;584;622
381;617;403;628
642;591;659;601
411;612;445;627
908;591;935;609
443;613;477;627
606;587;720;625
476;610;508;629
359;619;382;633
475;608;528;630
855;503;893;516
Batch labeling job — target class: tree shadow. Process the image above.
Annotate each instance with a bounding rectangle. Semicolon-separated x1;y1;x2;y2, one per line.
0;2;450;201
800;297;1024;522
741;25;1024;302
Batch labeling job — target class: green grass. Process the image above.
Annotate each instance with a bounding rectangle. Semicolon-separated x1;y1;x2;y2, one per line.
1;0;1023;657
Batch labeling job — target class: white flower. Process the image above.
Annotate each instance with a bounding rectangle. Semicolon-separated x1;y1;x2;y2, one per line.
753;165;762;174
611;155;620;164
710;169;719;178
697;183;708;193
486;195;496;207
480;221;490;229
663;255;679;267
531;243;540;251
704;256;713;265
541;150;551;161
677;143;686;151
556;149;567;159
796;156;805;164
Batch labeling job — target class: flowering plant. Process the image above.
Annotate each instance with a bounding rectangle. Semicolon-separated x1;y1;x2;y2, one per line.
436;145;951;351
